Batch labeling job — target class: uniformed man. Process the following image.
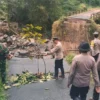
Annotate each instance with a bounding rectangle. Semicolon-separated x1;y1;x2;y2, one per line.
45;37;65;79
90;31;100;100
0;41;12;84
68;42;100;100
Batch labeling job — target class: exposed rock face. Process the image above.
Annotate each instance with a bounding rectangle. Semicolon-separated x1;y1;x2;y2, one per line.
52;19;88;53
52;9;100;54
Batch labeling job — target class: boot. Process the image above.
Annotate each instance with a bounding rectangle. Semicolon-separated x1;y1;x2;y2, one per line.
73;97;80;100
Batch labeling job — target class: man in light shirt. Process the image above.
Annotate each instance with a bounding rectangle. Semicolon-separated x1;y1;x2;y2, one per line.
90;31;100;100
68;42;100;100
46;37;65;79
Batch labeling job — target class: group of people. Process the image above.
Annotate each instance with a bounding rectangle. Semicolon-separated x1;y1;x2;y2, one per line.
68;31;100;100
45;31;100;100
0;31;100;100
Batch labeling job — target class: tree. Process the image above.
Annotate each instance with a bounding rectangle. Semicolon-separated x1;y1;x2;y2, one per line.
7;0;29;24
24;0;63;37
61;0;80;13
4;0;100;37
7;0;63;37
21;24;46;44
0;0;7;20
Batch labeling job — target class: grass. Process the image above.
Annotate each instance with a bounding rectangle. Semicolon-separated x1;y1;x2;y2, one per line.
65;53;76;65
0;80;6;100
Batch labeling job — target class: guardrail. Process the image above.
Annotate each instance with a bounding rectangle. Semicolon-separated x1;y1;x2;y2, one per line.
66;9;87;17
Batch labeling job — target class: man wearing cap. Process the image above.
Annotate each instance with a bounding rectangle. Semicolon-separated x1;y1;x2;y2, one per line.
45;37;65;79
90;31;100;100
68;42;100;100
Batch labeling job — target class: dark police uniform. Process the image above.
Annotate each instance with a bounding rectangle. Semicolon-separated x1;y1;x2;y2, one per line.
0;43;9;83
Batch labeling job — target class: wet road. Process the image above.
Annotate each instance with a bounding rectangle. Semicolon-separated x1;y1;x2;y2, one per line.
7;57;94;100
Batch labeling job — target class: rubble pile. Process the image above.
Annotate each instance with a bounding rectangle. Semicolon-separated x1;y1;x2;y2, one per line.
0;22;44;58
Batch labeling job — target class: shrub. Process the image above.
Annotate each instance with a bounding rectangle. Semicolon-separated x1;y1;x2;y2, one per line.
78;3;87;11
65;53;76;65
0;79;6;100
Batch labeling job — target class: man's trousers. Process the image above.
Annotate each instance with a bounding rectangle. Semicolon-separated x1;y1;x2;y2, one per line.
54;59;64;78
93;71;100;100
70;85;89;100
0;60;6;84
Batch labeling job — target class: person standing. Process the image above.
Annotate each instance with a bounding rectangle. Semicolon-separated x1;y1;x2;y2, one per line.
46;37;65;79
0;41;12;84
68;42;100;100
90;31;100;100
44;39;55;59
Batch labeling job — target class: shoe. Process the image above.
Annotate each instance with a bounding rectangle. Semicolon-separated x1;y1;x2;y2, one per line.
53;77;58;80
59;75;65;78
89;98;93;100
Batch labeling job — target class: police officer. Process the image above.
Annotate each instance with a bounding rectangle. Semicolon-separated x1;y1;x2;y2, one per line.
68;42;100;100
90;31;100;100
45;37;65;79
0;41;12;84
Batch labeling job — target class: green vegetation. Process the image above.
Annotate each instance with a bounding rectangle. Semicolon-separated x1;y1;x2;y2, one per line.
8;71;53;87
20;24;46;44
65;53;76;64
88;18;100;38
0;79;6;100
0;0;100;37
0;0;7;20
